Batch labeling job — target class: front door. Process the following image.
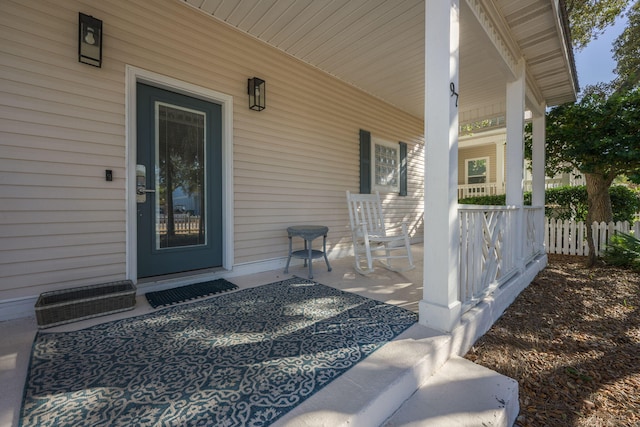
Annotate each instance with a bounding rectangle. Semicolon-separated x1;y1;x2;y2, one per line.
136;83;222;278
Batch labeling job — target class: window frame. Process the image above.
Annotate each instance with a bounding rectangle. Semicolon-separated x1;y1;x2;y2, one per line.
465;156;490;185
371;137;400;193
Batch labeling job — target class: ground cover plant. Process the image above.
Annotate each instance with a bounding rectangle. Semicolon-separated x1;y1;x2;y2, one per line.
603;232;640;272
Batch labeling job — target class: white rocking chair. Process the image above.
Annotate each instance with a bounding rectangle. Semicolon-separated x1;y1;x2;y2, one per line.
346;191;415;275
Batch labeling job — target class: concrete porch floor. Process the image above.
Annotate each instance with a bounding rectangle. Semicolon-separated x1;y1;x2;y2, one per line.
0;244;522;426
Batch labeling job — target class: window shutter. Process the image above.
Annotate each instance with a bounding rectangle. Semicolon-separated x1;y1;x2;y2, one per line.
359;129;371;194
399;141;407;196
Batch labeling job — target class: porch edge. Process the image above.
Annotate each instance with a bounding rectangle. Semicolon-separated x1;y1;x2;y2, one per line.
452;253;548;356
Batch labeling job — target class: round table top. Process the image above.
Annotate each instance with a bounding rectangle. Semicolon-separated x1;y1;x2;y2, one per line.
287;225;329;240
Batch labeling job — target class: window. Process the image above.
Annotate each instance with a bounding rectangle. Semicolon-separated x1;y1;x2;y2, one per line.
359;130;406;195
466;157;489;184
372;138;399;193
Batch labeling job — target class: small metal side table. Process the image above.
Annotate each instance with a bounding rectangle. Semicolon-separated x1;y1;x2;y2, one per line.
284;225;332;279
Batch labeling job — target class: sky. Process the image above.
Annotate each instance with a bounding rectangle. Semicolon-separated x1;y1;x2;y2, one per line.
573;13;629;90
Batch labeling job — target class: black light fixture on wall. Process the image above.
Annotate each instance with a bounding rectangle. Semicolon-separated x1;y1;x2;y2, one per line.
79;12;103;67
248;77;265;111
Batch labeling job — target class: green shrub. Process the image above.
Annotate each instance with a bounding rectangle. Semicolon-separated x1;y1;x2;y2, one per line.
603;232;640;271
609;186;640;223
459;193;532;206
458;194;506;205
545;185;640;222
545;186;587;221
459;185;640;223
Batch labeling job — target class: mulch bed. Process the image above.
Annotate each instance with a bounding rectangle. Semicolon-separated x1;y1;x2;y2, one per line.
465;254;640;426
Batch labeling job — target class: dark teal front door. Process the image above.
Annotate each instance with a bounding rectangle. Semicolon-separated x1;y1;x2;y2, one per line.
136;83;222;278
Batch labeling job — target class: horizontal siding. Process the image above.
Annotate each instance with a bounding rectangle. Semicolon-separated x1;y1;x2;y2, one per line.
0;0;129;300
0;0;424;301
4;232;125;251
0;158;122;177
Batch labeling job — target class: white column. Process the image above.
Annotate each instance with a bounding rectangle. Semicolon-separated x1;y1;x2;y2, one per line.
420;0;461;333
495;140;505;195
532;111;546;252
505;60;525;206
505;60;526;268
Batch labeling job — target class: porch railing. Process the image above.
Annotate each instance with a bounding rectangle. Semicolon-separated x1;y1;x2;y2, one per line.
458;205;518;312
524;206;544;264
458;183;501;199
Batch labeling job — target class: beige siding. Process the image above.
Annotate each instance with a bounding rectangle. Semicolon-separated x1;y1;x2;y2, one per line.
0;0;425;301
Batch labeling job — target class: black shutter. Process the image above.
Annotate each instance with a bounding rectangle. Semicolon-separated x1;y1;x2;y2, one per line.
399;141;407;196
359;129;371;194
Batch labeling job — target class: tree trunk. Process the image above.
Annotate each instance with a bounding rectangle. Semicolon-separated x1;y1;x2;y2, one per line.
584;172;614;266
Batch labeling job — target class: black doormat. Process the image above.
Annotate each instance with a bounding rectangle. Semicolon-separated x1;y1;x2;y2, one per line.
145;278;238;308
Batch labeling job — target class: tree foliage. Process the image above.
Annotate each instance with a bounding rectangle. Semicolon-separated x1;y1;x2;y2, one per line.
540;88;640;185
565;0;631;50
613;1;640;90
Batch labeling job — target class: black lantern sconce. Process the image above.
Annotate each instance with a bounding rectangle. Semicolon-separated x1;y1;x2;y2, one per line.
79;13;103;67
248;77;265;111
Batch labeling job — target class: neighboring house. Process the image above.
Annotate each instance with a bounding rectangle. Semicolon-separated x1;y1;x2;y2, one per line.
0;0;577;337
458;125;585;199
458;124;507;198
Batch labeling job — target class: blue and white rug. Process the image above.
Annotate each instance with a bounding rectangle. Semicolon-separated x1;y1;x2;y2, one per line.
20;277;417;427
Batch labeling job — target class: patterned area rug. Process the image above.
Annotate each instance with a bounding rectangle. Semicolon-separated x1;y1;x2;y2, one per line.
20;277;417;427
145;278;238;308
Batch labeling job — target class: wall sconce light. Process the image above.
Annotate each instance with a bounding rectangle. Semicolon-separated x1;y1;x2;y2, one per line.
79;13;103;67
248;77;265;111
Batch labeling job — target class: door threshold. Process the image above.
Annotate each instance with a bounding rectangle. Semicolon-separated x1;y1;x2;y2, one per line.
136;267;227;290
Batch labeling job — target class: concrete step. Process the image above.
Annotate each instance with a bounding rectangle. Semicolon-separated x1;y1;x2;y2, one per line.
273;324;454;427
382;355;519;427
274;322;519;427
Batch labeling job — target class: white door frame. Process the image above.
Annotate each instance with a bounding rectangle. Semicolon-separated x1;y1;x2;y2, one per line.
125;65;234;281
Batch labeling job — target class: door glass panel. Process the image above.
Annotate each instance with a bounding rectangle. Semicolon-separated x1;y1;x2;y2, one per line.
155;102;206;249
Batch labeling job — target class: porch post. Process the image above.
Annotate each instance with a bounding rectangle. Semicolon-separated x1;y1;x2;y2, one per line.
532;111;546;252
420;0;461;333
505;60;526;269
496;140;505;195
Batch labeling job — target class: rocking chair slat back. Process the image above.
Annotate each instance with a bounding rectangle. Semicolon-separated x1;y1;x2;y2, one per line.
346;191;414;274
348;192;386;237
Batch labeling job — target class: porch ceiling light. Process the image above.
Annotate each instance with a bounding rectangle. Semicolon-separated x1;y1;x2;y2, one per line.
248;77;265;111
79;13;103;67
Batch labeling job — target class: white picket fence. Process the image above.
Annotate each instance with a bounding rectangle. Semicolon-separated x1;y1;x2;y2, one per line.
545;218;640;256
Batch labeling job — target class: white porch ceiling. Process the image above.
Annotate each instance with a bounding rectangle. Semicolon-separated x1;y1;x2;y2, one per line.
183;0;577;122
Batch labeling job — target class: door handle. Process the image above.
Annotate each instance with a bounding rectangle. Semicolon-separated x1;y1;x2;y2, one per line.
136;185;156;196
